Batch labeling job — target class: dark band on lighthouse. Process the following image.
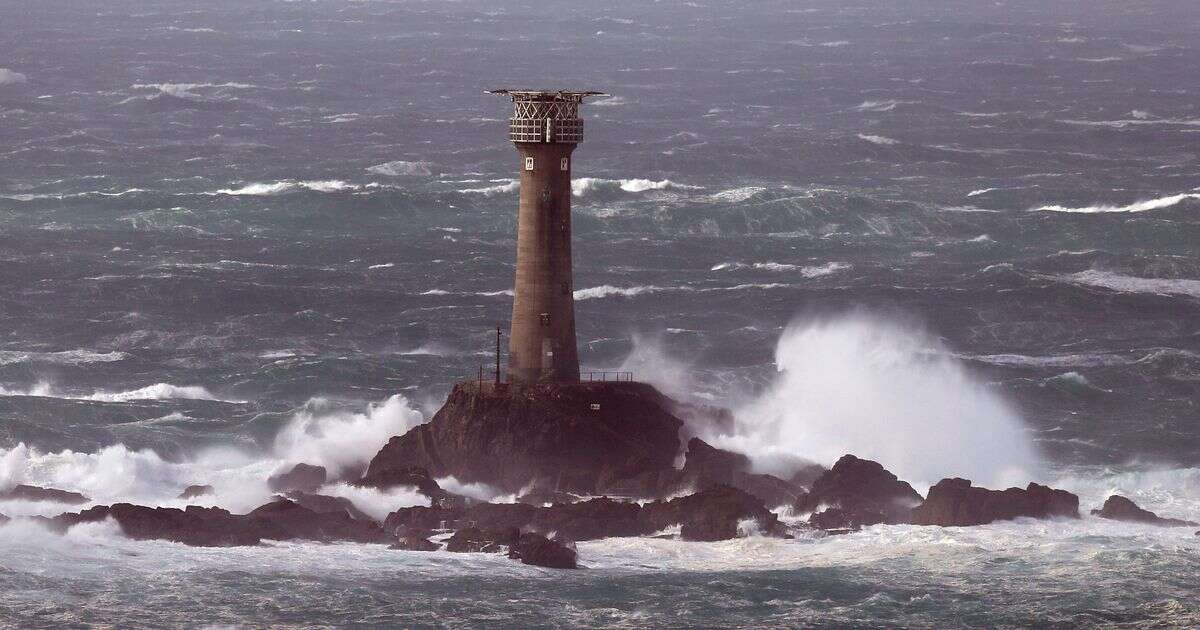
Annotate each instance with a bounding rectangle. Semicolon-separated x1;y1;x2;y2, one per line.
489;89;605;384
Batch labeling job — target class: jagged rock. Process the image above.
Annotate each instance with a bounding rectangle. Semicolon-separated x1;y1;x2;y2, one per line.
445;526;519;553
54;498;391;547
268;464;327;493
284;492;374;522
391;534;440;551
383;505;461;536
508;532;577;569
0;484;90;504
245;499;391;543
54;504;262;546
911;478;1080;526
1091;495;1198;527
531;497;646;540
177;485;214;500
364;382;683;495
643;484;786;541
795;455;923;529
809;507;884;531
657;438;803;507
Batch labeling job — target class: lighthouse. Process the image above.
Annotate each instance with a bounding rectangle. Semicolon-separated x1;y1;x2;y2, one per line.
489;89;605;384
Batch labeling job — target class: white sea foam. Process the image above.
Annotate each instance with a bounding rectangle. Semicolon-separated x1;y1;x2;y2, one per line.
367;160;432;177
0;382;236;403
0;350;128;366
571;178;701;196
316;483;429;521
435;476;508;502
857;134;899;146
573;285;670;300
0;68;28;85
966;188;998;197
709;186;767;203
714;313;1040;488
1057;270;1200;299
854;100;911;112
1033;193;1200;213
710;261;850;277
460;180;518;195
272;395;424;478
211;180;360;196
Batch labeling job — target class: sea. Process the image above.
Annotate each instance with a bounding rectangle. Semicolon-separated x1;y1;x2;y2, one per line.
1;0;1199;627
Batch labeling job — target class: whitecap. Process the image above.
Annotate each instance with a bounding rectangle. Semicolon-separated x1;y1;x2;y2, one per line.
367;160;433;177
1032;193;1200;213
1056;270;1200;299
857;133;898;145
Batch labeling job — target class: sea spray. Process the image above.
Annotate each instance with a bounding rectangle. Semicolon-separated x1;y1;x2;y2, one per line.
713;313;1042;488
272;394;425;477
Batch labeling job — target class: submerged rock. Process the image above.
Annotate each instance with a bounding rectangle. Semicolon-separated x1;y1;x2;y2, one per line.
643;484;786;541
1091;495;1198;527
795;455;923;529
911;478;1079;526
508;532;577;569
0;484;90;504
268;463;327;493
364;382;683;495
177;485;214;500
356;465;461;507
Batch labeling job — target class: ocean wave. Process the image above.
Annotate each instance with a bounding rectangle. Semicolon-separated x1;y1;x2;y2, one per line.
0;68;28;85
967;352;1130;368
1033;193;1200;213
857;134;899;146
709;186;767;203
0;350;128;367
367;160;432;177
460;180;518;195
573;285;670;300
966;188;998;197
210;180;359;196
853;99;913;113
710;261;850;277
571;178;702;196
1058;270;1200;299
0;382;239;403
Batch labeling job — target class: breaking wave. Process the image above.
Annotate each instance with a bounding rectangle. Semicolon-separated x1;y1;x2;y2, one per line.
710;261;850;277
571;178;701;196
0;382;237;403
574;285;669;300
857;134;899;146
1033;193;1200;213
211;180;360;196
717;313;1041;488
367;160;433;177
1057;270;1200;299
0;68;28;85
460;180;518;196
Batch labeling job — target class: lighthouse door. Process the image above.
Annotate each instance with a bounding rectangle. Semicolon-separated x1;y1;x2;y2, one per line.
541;338;554;371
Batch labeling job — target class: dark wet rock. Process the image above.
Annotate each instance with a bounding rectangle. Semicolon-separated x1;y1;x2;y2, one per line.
516;489;583;506
911;478;1080;526
464;502;538;531
445;526;519;553
795;455;923;529
245;498;391;543
356;465;453;503
531;497;646;540
284;492;374;522
268;463;327;493
809;507;884;531
508;532;577;569
383;505;461;536
0;484;90;504
1091;495;1198;527
0;513;8;525
643;484;786;541
54;504;262;546
177;485;214;500
364;382;683;495
391;534;440;552
662;438;804;507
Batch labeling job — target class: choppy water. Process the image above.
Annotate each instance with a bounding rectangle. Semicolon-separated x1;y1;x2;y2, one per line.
1;0;1199;627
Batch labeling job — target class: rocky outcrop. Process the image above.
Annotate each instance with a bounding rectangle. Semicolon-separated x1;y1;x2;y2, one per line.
1091;495;1198;527
53;498;391;547
644;484;787;541
177;485;213;500
445;526;519;553
677;438;803;508
363;382;683;495
268;464;327;493
0;484;90;504
508;533;577;569
911;478;1079;526
384;485;785;543
356;466;461;507
54;504;262;546
282;492;374;522
795;455;923;529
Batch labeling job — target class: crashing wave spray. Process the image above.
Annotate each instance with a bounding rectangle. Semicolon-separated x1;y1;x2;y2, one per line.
714;312;1042;489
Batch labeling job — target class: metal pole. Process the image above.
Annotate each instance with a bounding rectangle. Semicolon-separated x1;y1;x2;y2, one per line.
495;325;502;385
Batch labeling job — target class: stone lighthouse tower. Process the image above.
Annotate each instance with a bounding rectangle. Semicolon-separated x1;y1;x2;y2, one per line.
489;89;605;384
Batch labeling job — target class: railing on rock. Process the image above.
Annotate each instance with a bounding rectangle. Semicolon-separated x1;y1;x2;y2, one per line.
582;371;634;382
